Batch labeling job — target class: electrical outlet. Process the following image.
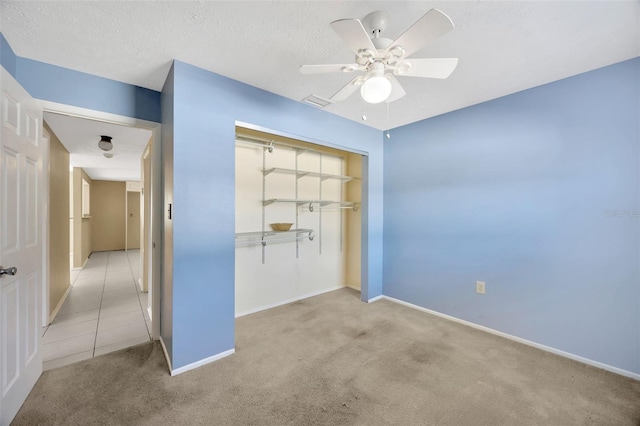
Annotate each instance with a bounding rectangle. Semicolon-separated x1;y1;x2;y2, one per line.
476;281;486;295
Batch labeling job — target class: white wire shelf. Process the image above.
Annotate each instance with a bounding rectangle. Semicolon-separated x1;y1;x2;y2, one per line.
235;228;314;246
263;167;359;182
262;199;360;212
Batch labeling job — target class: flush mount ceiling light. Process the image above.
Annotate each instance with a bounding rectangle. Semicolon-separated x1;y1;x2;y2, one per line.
98;135;113;151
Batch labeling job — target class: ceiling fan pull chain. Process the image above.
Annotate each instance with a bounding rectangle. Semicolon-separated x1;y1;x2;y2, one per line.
385;101;391;138
362;97;367;121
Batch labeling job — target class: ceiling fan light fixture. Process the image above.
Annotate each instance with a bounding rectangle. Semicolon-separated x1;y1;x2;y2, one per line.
98;135;113;151
300;8;457;106
361;75;392;104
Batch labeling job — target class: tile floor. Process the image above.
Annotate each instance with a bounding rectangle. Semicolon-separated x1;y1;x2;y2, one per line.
42;250;151;371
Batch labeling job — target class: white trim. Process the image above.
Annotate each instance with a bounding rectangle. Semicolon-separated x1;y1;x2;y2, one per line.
171;349;235;377
381;296;640;381
137;277;143;292
42;128;51;327
235;120;369;157
235;285;344;318
159;336;172;373
48;283;73;324
367;295;383;303
40;100;160;131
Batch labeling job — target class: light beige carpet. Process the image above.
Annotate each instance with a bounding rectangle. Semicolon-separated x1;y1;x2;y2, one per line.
13;288;640;425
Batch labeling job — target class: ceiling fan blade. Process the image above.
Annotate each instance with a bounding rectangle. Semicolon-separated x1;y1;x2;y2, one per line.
330;18;377;55
299;64;360;75
385;9;454;58
394;58;459;79
386;75;406;103
330;76;363;102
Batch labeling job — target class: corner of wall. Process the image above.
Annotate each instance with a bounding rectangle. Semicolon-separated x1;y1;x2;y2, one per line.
0;32;17;78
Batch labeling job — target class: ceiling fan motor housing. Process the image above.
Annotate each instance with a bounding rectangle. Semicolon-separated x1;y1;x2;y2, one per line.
356;11;408;70
362;11;389;37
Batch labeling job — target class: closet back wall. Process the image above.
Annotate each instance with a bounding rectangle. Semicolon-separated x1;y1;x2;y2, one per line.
235;140;356;315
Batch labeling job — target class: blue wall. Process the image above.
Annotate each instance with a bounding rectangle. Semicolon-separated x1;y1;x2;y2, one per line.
1;33;17;77
384;58;640;374
0;32;160;123
16;58;160;123
165;60;383;369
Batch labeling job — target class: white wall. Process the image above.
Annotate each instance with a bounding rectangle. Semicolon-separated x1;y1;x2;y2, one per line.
235;141;351;315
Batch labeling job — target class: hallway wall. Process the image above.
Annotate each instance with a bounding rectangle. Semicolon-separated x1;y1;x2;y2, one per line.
91;181;127;252
127;191;141;250
72;167;93;268
45;122;70;315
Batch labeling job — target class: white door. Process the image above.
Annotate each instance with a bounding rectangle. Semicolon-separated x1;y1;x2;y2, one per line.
0;68;44;425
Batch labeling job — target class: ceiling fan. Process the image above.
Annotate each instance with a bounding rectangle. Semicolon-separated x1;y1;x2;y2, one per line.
300;9;458;104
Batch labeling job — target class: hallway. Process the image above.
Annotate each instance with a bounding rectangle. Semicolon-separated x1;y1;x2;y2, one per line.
43;250;151;371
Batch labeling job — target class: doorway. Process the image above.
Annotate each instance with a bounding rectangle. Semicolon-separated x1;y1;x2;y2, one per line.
40;103;161;369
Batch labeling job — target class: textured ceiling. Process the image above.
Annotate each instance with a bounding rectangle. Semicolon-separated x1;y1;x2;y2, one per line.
44;112;151;182
2;1;639;131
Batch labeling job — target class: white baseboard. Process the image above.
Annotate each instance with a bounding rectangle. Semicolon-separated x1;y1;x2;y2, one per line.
367;295;383;303
71;258;87;271
147;306;153;322
235;285;344;318
48;283;73;324
159;336;235;376
137;277;143;292
159;336;173;373
381;296;640;381
171;348;235;376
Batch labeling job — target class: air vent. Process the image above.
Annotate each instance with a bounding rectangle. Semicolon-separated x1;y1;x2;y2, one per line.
302;95;333;108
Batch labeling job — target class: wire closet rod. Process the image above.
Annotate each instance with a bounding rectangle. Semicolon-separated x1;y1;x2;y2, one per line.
318;206;359;211
236;134;345;159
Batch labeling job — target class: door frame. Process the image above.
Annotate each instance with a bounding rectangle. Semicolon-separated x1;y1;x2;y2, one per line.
41;127;51;326
40;100;161;339
141;143;151;295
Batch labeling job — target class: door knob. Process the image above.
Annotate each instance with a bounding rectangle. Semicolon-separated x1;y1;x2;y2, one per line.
0;266;17;276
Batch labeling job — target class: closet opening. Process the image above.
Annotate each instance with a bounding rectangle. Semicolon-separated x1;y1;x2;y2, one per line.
235;126;363;317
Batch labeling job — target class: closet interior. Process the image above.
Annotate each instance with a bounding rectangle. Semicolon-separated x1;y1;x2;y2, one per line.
235;127;362;316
